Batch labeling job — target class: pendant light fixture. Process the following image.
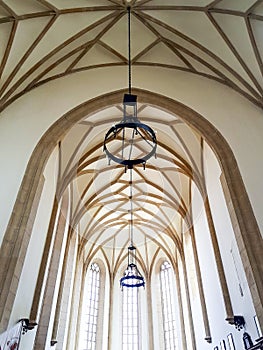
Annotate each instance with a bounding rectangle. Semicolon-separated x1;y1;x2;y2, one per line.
120;168;145;290
103;6;157;170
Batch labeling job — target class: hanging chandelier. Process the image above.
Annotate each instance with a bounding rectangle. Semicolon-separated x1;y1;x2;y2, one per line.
103;6;157;170
120;168;145;290
103;5;155;289
120;245;145;289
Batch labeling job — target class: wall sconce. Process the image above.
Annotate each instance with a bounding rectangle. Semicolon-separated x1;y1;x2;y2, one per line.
20;318;37;334
226;315;245;331
205;336;212;343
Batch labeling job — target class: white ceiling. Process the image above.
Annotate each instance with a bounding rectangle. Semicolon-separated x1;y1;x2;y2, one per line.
0;0;262;112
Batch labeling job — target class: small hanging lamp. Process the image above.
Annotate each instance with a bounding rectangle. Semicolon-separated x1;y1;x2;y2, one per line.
103;6;157;170
120;245;145;289
120;168;145;290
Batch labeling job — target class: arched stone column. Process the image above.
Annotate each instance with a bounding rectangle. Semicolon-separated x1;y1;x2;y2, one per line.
34;190;70;349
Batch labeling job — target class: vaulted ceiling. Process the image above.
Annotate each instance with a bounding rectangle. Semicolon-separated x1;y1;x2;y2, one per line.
1;0;262;271
0;0;263;112
59;100;204;273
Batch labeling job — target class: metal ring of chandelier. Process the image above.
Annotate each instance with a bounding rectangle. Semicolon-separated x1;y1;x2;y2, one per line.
120;245;145;289
103;5;157;169
120;266;145;288
103;121;157;169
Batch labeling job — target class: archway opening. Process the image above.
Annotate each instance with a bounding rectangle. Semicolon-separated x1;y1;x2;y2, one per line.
1;90;262;350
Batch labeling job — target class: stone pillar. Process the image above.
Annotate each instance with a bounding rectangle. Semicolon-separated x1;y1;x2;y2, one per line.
190;227;212;342
107;274;114;350
34;192;70;349
147;279;154;350
204;196;234;320
181;253;197;350
174;265;187;350
52;232;78;349
69;255;83;350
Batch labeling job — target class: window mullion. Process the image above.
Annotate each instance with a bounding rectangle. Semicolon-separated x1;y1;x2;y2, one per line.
81;263;100;350
160;262;178;350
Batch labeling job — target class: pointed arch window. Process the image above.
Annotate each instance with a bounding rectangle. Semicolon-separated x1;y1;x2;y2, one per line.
122;287;139;350
80;262;100;350
160;261;178;350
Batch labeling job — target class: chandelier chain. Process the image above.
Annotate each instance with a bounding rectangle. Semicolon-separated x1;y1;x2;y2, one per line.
128;6;132;95
129;168;133;246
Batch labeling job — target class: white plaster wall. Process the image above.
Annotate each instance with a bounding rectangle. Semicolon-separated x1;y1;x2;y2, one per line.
9;146;59;349
59;233;78;350
191;139;260;350
203;142;259;344
0;67;262;248
191;182;235;350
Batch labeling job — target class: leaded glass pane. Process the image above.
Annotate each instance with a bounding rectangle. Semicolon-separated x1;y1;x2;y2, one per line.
122;286;139;350
160;261;178;350
80;263;100;350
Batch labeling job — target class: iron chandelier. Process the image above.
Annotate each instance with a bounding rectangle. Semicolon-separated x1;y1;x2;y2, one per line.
103;5;157;289
103;6;157;170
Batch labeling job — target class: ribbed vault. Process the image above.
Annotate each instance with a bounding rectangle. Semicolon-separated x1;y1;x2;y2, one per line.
0;0;263;111
0;2;263;344
57;98;206;277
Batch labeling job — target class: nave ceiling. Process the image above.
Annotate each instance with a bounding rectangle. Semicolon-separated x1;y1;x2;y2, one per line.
0;0;263;111
1;0;262;271
58;100;206;274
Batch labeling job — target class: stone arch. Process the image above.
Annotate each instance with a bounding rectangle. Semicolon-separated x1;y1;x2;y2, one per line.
0;88;262;331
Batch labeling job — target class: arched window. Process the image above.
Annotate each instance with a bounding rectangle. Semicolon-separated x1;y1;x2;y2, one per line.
79;262;100;350
122;287;139;350
160;261;178;350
